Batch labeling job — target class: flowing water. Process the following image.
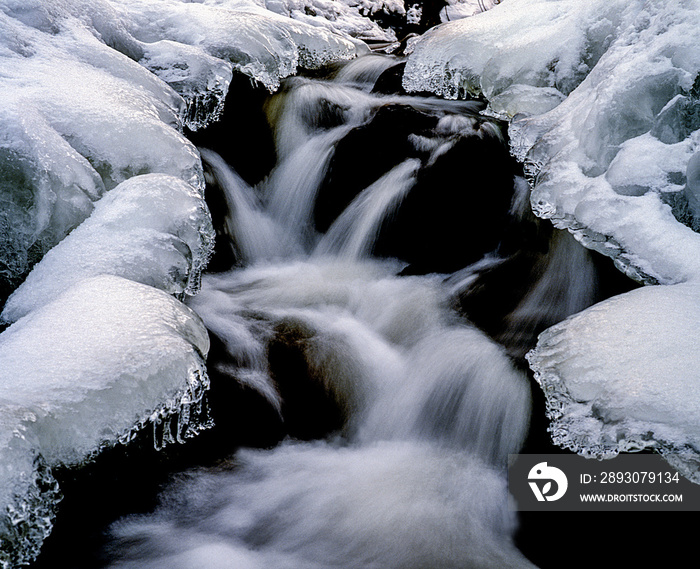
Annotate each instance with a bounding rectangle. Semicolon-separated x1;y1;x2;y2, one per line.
80;54;625;569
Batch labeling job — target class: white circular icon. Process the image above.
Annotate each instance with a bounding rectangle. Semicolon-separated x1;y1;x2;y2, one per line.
528;462;568;502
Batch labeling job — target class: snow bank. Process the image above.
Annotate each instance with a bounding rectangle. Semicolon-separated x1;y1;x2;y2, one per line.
404;0;700;285
527;283;700;483
0;275;211;567
1;174;214;323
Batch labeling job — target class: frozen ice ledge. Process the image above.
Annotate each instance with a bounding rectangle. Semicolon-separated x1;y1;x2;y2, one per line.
527;283;700;484
0;0;362;565
402;0;700;480
0;0;358;289
0;275;212;568
403;0;700;286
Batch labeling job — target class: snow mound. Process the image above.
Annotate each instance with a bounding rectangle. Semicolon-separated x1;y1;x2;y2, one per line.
527;283;700;483
1;173;214;323
404;0;700;285
0;275;211;567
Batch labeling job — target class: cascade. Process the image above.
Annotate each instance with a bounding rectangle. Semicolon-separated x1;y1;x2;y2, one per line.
72;53;631;569
0;2;695;567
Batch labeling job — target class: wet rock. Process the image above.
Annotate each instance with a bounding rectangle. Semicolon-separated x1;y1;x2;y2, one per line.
268;319;347;440
187;71;276;187
314;104;437;232
375;129;517;274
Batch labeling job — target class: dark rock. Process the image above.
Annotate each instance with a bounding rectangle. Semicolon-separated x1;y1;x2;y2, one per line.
374;127;518;274
314;104;438;232
268;319;347;440
186;71;276;187
371;62;407;95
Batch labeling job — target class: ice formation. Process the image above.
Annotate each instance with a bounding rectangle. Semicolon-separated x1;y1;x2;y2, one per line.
263;0;406;43
527;283;700;483
404;0;700;285
0;275;211;567
401;0;700;482
0;0;368;563
440;0;502;23
0;0;358;290
1;173;214;323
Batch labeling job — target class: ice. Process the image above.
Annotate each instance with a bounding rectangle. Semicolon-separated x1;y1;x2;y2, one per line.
527;282;700;482
263;0;404;43
683;151;700;231
112;0;358;92
105;441;536;569
0;1;201;287
0;275;211;567
404;0;700;284
440;0;502;23
0;0;359;291
404;0;622;102
1;173;214;324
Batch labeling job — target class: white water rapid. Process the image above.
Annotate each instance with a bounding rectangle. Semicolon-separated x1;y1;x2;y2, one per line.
101;54;538;569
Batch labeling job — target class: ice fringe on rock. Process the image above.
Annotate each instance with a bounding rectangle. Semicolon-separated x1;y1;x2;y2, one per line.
440;0;502;23
527;283;700;483
0;275;212;568
263;0;405;43
1;173;215;324
0;0;358;289
403;0;700;285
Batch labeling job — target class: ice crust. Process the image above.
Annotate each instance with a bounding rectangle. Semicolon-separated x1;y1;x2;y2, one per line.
440;0;502;23
263;0;405;43
0;0;357;288
402;0;700;478
1;173;215;324
527;283;700;483
113;0;358;92
0;275;211;567
404;0;700;285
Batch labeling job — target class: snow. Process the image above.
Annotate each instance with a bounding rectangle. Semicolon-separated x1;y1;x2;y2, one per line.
1;173;214;323
0;1;363;562
0;275;211;567
440;0;502;23
527;283;700;483
404;0;700;285
112;0;358;92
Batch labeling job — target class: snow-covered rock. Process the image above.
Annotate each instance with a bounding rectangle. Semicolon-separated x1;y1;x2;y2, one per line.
0;0;358;289
0;275;211;567
1;174;214;323
404;0;700;285
527;283;700;483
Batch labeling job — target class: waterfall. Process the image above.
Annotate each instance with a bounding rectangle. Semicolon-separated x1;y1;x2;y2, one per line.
97;53;609;569
315;158;421;259
199;148;296;263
